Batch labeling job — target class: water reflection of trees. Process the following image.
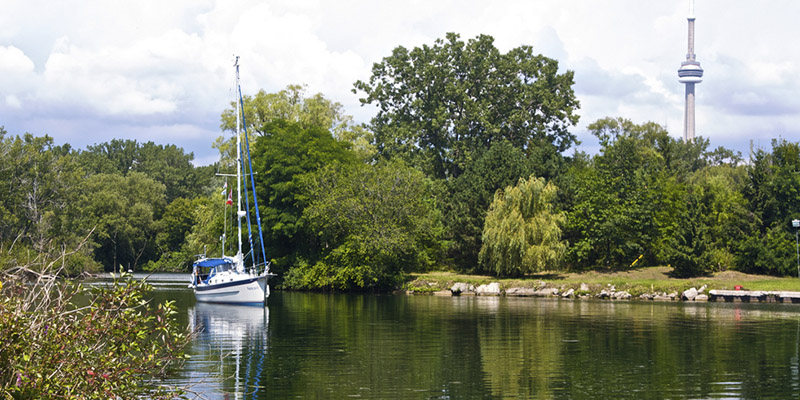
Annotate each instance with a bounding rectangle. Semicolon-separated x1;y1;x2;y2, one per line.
473;299;800;398
182;294;800;399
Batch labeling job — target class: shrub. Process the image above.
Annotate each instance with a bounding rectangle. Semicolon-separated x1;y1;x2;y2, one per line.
0;268;191;399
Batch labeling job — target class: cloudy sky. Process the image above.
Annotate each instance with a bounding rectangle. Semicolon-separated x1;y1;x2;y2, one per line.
1;0;797;165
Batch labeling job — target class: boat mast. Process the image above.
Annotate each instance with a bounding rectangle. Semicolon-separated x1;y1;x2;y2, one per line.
235;56;244;260
222;177;227;257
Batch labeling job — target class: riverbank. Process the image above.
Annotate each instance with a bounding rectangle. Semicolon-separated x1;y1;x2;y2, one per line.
405;266;800;302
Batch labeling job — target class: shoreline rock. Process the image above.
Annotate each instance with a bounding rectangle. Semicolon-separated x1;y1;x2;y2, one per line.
451;282;475;296
505;287;537;297
431;281;799;304
614;291;632;300
475;282;501;296
682;287;698;301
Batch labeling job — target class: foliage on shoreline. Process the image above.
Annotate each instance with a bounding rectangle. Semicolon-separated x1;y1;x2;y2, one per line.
0;268;191;399
284;159;444;291
0;129;218;275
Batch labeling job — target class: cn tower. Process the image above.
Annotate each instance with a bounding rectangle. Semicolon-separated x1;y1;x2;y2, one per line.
678;0;704;142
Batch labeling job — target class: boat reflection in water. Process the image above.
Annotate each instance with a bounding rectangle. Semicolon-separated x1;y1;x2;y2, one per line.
186;303;268;399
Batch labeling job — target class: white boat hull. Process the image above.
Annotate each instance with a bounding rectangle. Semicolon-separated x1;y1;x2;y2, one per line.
193;274;270;304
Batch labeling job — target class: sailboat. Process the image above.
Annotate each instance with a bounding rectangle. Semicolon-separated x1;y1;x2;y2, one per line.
189;57;275;305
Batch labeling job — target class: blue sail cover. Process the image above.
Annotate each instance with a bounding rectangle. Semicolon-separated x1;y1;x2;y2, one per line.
238;82;268;270
195;258;229;268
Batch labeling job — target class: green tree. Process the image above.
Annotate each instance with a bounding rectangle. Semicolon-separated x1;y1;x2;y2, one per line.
154;198;196;253
0;133;78;246
0;129;215;275
745;139;800;230
736;139;800;275
662;165;751;277
354;32;580;180
736;225;796;276
217;85;374;167
445;140;535;271
562;117;747;273
79;138;137;175
134;142;209;201
80;139;211;203
287;159;444;290
220;84;352;136
179;195;225;266
563;118;716;270
145;196;219;272
73;172;166;271
564;119;668;269
589;117;711;178
479;176;565;276
251;120;358;276
0;130;93;273
660;186;714;277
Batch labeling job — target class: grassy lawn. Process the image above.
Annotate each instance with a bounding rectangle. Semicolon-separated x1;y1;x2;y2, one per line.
407;266;800;295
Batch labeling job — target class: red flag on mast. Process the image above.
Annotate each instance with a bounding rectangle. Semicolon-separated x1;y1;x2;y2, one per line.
226;189;233;205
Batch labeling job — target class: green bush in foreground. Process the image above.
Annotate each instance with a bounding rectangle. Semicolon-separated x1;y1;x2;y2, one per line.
0;269;191;399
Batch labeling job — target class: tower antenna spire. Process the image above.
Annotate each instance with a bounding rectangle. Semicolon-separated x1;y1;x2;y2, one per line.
678;0;703;142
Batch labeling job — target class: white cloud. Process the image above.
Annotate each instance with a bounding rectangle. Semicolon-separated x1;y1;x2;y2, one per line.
40;32;223;116
0;45;36;93
748;61;795;87
5;95;22;109
0;0;799;162
0;45;34;73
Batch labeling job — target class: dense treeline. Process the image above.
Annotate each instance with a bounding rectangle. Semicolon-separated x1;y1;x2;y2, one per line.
2;32;799;287
0;129;219;273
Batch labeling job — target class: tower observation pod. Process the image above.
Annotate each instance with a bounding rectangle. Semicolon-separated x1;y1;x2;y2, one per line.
678;0;704;142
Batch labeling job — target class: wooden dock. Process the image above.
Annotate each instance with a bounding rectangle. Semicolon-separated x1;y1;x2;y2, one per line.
708;290;800;303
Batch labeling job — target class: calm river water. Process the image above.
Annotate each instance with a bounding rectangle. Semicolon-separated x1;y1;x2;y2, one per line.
143;274;800;399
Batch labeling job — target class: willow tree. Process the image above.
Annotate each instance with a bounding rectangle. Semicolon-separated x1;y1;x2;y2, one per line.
479;176;565;276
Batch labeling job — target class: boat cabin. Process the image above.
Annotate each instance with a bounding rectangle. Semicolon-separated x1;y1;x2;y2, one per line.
192;258;237;285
